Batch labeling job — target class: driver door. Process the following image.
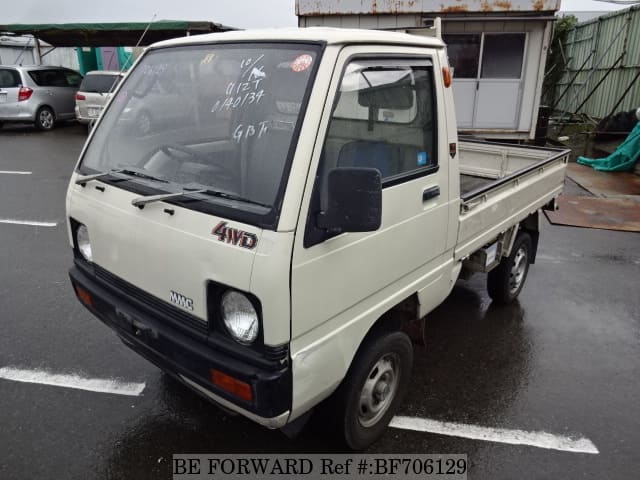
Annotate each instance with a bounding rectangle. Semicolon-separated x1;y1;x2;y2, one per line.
290;46;451;345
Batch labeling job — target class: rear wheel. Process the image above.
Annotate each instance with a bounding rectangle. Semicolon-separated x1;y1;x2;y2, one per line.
334;330;413;450
487;232;532;304
35;107;55;131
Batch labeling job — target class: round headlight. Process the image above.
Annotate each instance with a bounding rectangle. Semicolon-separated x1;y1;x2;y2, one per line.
221;291;259;345
76;224;92;262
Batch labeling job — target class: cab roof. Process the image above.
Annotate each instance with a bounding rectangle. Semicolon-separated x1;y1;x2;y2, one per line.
151;27;444;50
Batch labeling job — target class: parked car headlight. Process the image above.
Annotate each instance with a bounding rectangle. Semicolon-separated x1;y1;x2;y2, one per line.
221;291;259;345
76;224;92;262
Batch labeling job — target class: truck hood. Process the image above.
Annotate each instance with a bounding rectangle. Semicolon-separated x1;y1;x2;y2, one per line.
67;180;262;323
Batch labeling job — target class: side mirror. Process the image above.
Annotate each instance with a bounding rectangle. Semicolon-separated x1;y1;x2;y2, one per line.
317;167;382;233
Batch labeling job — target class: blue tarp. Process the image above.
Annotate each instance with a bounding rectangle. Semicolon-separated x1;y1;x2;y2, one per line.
577;122;640;172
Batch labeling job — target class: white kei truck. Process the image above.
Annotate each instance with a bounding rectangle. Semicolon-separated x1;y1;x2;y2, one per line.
66;27;569;449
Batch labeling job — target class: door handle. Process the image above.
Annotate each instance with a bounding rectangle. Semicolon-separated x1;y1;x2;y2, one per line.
422;186;440;202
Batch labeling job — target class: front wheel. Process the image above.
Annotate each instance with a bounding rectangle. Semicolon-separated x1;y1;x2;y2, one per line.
35;107;55;131
335;330;413;450
487;232;532;304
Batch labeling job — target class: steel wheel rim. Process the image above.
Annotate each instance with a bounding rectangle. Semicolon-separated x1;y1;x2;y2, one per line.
40;110;53;129
508;246;527;294
358;353;399;428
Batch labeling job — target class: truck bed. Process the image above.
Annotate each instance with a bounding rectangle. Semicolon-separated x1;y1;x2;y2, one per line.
455;140;570;261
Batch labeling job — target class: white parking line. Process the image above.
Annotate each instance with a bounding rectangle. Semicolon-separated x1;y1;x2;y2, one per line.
390;416;599;454
0;170;32;175
0;367;146;397
0;219;57;227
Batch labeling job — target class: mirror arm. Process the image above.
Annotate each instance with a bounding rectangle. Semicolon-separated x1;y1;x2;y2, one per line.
315;211;341;233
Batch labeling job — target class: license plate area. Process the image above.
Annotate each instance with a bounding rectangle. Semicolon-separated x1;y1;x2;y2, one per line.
113;307;159;341
0;92;7;103
88;107;101;117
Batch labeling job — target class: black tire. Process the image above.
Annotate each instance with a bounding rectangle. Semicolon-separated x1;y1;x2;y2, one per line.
0;120;4;129
35;106;55;131
487;232;532;304
334;330;413;450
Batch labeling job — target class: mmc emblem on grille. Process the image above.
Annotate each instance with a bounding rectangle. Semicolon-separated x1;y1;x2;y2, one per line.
169;291;194;311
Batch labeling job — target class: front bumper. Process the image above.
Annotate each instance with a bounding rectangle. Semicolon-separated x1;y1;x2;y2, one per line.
69;261;291;428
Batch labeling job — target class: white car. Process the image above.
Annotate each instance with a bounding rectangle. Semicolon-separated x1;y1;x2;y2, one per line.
75;70;123;126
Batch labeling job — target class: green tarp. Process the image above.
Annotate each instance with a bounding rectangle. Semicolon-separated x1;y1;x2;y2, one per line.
0;21;234;47
578;122;640;172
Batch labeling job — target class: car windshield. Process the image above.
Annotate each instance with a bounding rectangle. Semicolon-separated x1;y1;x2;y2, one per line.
79;43;320;219
79;73;122;93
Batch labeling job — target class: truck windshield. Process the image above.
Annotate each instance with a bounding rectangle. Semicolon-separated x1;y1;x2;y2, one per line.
79;43;321;225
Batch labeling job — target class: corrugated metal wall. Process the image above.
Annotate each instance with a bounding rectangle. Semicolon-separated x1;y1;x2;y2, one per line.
0;44;79;70
553;4;640;119
41;47;80;71
0;44;36;64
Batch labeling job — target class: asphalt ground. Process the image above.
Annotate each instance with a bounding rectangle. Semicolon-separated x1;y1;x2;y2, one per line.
0;123;639;479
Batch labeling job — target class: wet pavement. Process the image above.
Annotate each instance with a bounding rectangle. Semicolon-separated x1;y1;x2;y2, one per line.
1;123;639;479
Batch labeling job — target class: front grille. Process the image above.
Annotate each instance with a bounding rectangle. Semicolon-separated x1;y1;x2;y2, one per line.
78;258;290;368
93;263;209;335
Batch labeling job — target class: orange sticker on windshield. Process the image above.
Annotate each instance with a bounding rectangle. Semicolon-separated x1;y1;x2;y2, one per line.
291;54;313;73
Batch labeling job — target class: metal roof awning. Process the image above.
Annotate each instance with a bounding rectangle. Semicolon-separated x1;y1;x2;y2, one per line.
0;21;235;47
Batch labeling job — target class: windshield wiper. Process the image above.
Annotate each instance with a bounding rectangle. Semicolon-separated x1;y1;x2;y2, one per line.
75;169;122;185
131;185;271;210
197;189;272;209
131;188;207;208
118;167;169;184
75;167;168;186
179;182;272;209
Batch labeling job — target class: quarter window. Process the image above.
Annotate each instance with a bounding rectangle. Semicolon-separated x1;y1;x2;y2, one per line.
64;71;83;87
0;69;20;88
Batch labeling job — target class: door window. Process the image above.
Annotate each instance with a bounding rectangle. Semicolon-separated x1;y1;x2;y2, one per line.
320;58;437;185
304;57;438;247
480;34;526;79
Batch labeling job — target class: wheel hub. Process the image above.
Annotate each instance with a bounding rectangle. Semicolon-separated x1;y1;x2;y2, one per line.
508;247;527;294
358;354;399;428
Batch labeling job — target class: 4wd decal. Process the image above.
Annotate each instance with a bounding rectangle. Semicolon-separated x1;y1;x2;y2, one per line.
212;221;258;250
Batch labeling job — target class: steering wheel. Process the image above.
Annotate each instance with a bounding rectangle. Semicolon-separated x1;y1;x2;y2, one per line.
158;144;236;180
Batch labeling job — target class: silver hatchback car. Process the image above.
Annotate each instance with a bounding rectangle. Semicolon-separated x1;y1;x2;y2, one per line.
0;65;82;130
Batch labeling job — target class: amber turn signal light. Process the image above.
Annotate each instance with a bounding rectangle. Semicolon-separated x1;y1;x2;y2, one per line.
210;369;253;402
75;285;93;307
442;67;452;88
